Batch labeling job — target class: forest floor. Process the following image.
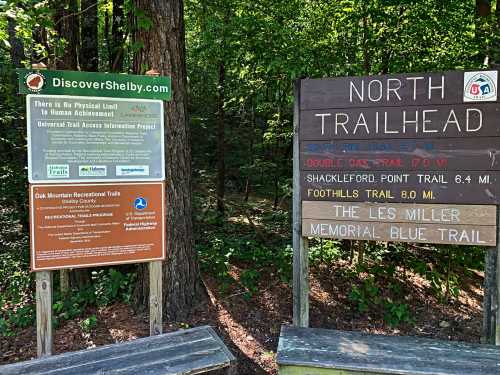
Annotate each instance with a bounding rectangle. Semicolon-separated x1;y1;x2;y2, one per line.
1;261;484;374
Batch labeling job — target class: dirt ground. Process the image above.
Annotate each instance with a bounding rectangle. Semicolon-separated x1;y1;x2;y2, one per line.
0;262;484;374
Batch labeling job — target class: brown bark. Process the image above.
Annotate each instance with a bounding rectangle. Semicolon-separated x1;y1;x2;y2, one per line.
476;0;491;17
105;9;111;66
133;0;207;320
53;0;79;70
8;16;25;67
216;61;225;215
79;0;98;71
7;12;29;234
31;26;49;65
492;0;500;68
53;1;91;289
110;0;125;72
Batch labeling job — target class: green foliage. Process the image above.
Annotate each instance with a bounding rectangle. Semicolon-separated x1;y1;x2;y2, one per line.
80;315;98;333
240;268;260;299
196;193;293;296
93;268;136;306
0;304;34;336
0;207;32;337
383;300;413;328
348;272;414;327
349;276;381;313
309;239;342;266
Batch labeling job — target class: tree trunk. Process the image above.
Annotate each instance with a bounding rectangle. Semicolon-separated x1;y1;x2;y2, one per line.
476;0;491;17
7;11;29;234
216;61;225;215
8;15;25;67
80;0;98;71
361;3;370;75
133;0;207;320
491;0;500;68
53;0;90;291
31;26;48;65
53;0;79;70
110;0;125;72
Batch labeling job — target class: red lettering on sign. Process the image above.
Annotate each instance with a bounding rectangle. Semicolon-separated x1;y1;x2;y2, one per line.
306;158;342;168
375;159;402;167
348;159;368;167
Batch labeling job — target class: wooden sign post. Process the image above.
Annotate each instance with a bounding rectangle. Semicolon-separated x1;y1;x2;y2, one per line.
28;63;53;357
292;69;500;342
145;70;163;337
36;270;52;357
293;80;309;327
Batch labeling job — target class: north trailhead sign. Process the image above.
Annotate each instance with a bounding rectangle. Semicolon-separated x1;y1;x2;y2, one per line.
297;69;499;246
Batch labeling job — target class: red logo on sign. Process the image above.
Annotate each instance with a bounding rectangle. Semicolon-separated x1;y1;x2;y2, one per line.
470;83;480;95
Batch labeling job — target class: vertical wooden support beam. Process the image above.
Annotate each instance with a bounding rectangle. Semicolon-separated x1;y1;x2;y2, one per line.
31;63;53;358
36;271;53;357
60;270;70;295
149;260;163;335
483;247;496;344
145;68;163;337
292;79;309;327
495;207;500;345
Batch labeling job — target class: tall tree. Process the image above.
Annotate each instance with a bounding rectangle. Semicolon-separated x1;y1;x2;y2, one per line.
79;0;98;71
53;0;79;69
133;0;207;319
215;9;229;215
7;11;25;67
110;0;125;71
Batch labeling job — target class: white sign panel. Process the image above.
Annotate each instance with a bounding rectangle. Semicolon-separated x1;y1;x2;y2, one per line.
27;95;165;183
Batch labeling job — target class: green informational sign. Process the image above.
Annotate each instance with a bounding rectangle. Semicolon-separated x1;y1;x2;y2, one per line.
17;69;172;100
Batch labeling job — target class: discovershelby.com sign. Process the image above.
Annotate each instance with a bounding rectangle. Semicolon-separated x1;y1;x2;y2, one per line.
17;69;172;100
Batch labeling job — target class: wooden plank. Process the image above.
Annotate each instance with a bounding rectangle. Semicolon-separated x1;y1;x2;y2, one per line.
302;219;496;246
36;271;53;357
301;137;500;171
299;103;500;140
293;79;309;328
8;326;212;373
149;260;163;336
300;70;499;110
301;170;500;204
280;365;378;375
277;326;500;375
302;202;497;225
0;326;235;375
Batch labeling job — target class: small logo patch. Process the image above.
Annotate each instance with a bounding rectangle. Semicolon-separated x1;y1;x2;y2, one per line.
25;72;45;93
78;165;107;177
463;71;497;102
134;197;148;210
47;164;69;178
116;165;150;176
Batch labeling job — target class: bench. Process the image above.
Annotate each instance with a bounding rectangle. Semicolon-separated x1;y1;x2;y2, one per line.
0;325;236;374
277;325;500;375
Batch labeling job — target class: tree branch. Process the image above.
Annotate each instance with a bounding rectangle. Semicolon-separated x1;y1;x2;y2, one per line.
54;1;98;25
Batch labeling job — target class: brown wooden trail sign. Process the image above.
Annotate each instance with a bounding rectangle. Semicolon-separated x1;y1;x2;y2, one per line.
297;69;500;206
292;70;500;330
302;202;496;246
